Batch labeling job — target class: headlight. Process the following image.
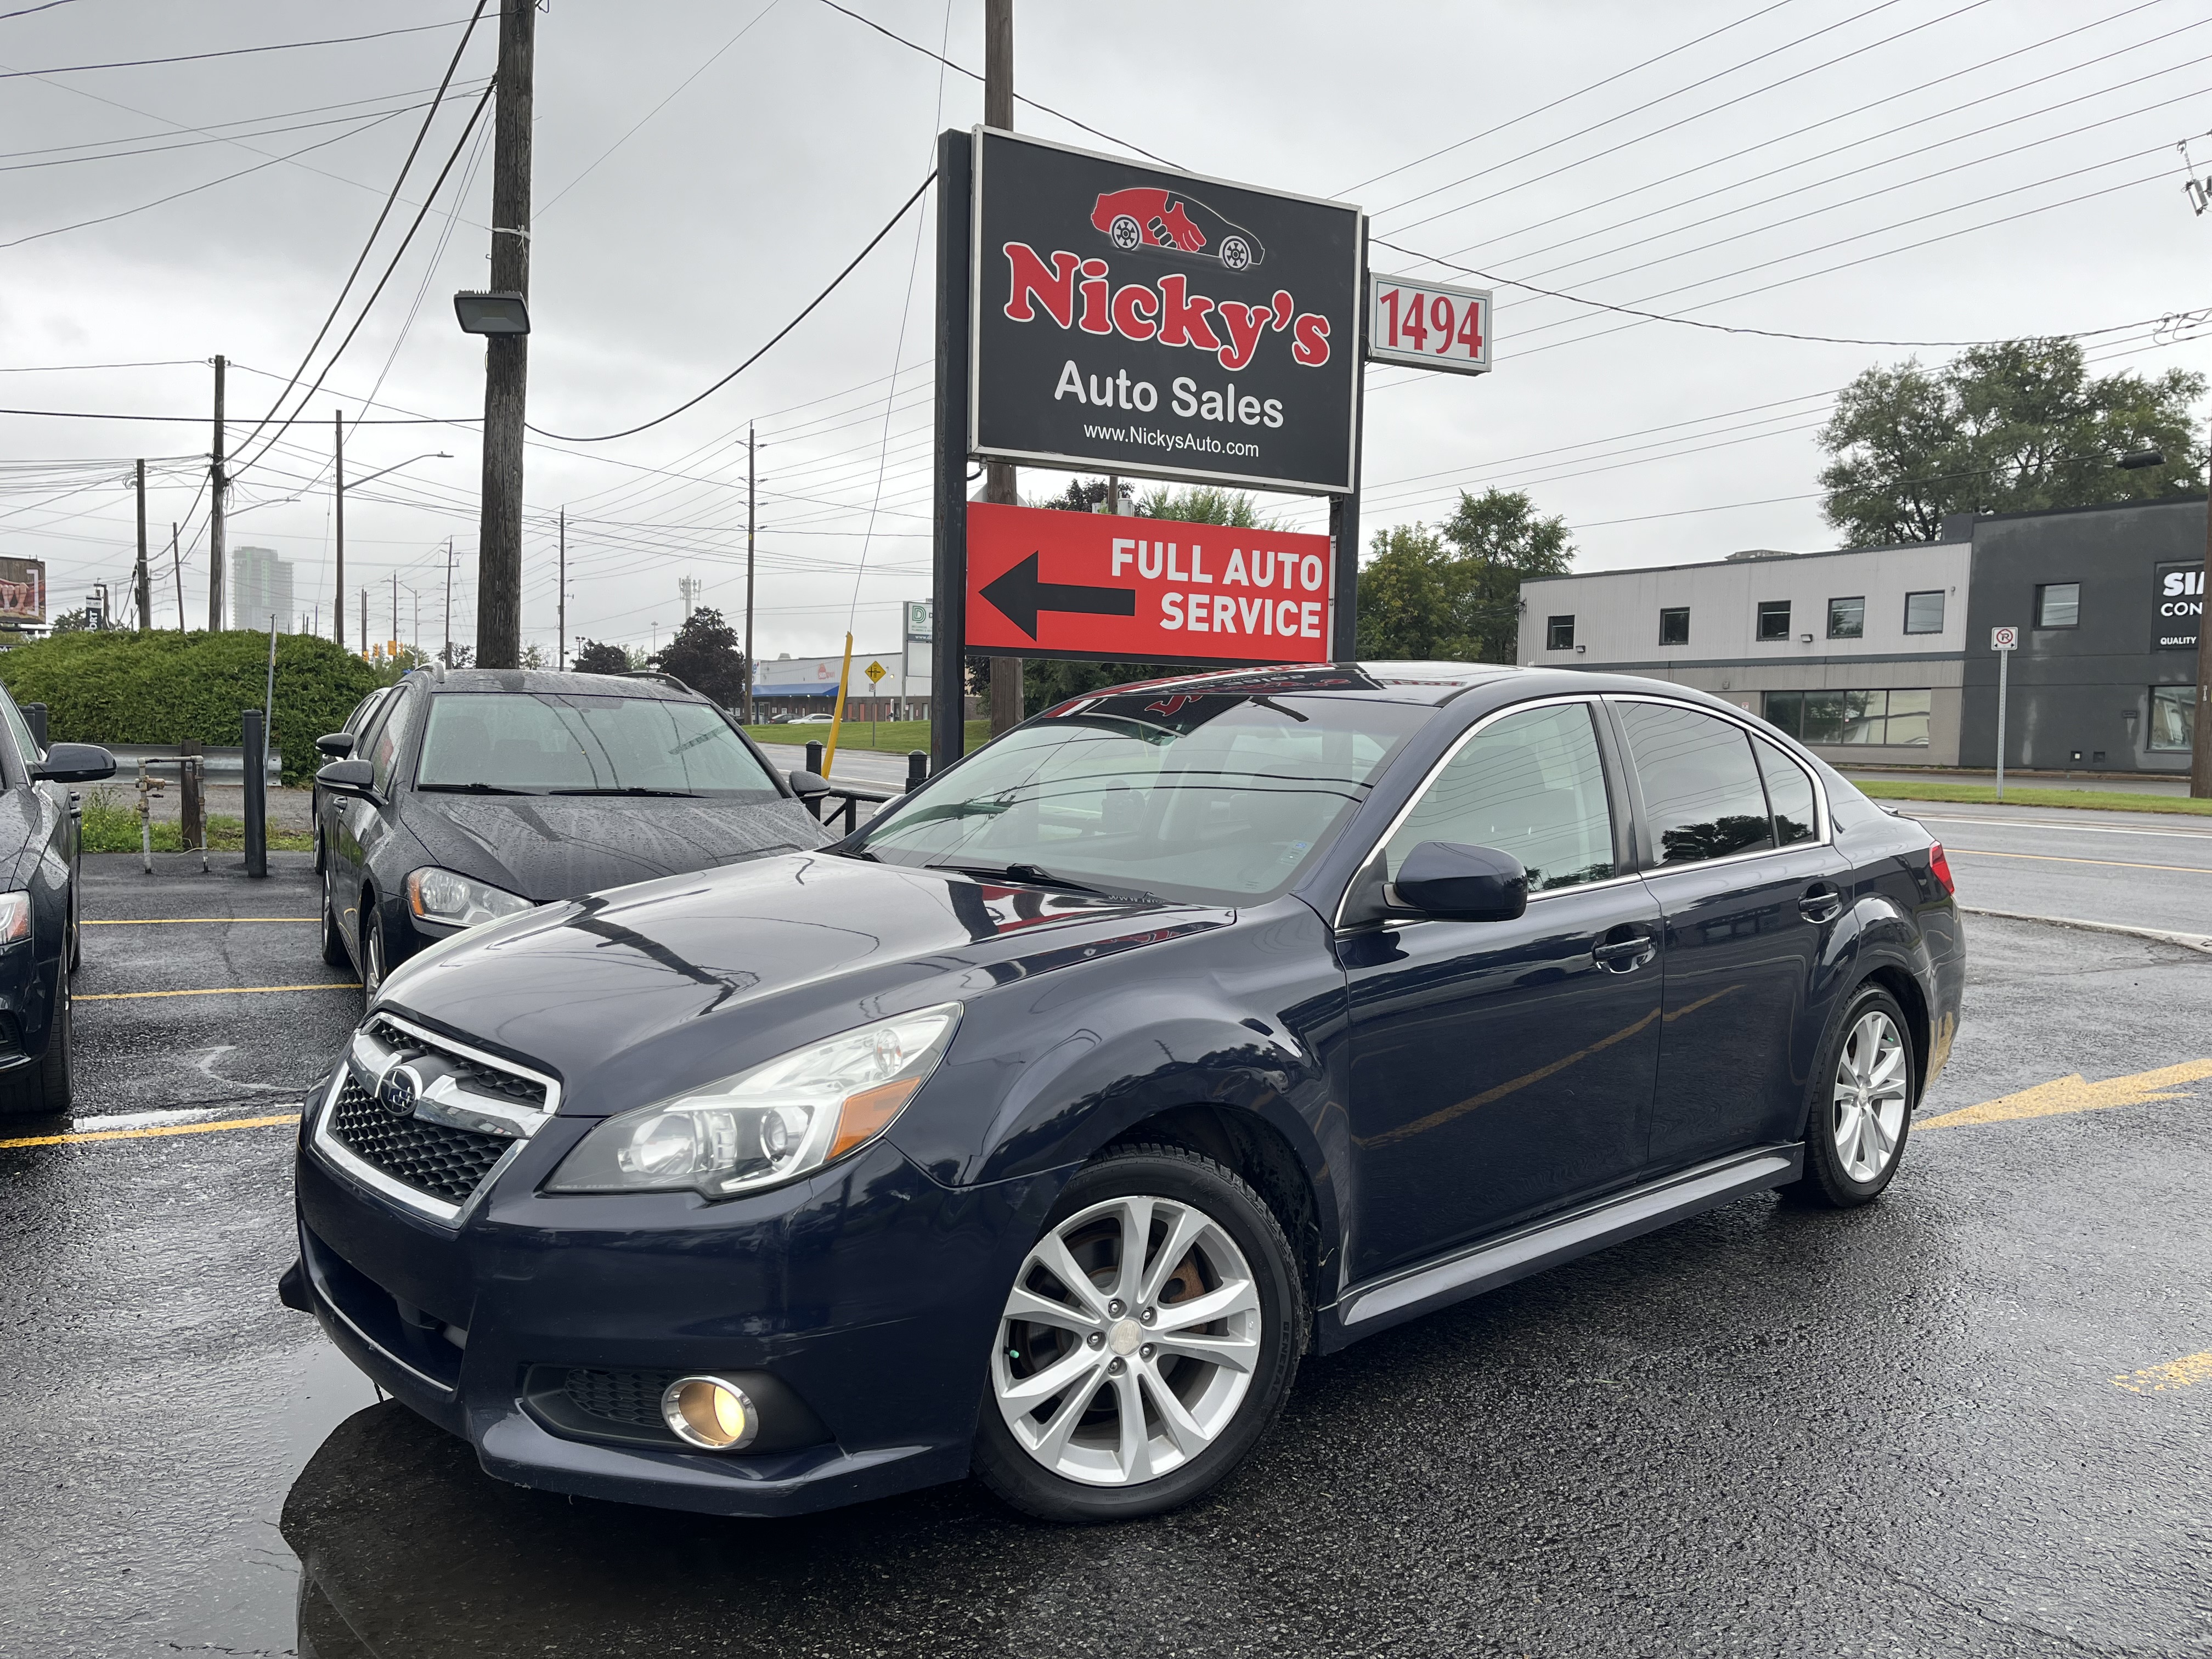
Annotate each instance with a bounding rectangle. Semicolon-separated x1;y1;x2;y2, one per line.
544;1004;961;1199
406;867;533;929
0;892;28;945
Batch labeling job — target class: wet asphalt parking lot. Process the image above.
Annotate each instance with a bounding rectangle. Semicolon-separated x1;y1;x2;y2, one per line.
3;826;2210;1658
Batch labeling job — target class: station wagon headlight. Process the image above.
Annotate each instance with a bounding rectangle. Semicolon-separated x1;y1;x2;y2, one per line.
407;867;533;929
544;1004;962;1198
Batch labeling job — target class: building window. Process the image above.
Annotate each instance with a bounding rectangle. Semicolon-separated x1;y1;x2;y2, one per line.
1762;688;1931;747
2149;685;2195;752
1658;607;1690;646
1756;600;1791;641
1547;615;1575;650
1826;596;1865;639
1904;590;1945;634
2035;582;2080;629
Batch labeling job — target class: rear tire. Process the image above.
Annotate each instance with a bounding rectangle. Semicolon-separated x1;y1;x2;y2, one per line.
1789;983;1915;1208
360;900;386;1000
973;1143;1303;1523
0;965;72;1118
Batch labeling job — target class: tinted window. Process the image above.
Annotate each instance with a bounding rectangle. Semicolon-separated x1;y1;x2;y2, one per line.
1904;590;1944;634
1757;601;1790;641
417;693;778;795
1658;606;1689;645
1547;615;1575;650
0;686;40;776
1754;736;1818;845
1826;596;1864;639
848;693;1427;906
2036;582;2080;628
368;686;416;795
1618;702;1775;865
1383;703;1615;893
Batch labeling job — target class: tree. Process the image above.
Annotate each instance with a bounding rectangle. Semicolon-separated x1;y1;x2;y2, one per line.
47;609;93;634
651;606;747;706
571;639;629;674
1355;488;1574;664
1818;338;2207;546
437;642;473;669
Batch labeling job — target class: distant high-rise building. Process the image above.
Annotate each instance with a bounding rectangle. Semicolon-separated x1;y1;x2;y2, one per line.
230;546;294;633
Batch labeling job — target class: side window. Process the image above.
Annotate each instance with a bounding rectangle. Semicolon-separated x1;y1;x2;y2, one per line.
1617;702;1776;866
1754;736;1819;846
1384;703;1616;894
0;688;39;780
367;687;416;795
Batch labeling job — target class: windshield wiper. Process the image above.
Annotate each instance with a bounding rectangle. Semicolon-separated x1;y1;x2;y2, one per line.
548;787;702;797
416;781;533;795
928;861;1155;901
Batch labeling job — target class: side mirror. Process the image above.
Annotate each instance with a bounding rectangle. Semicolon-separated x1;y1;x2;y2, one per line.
33;743;115;785
786;769;831;799
1393;841;1528;923
317;757;375;799
315;731;356;758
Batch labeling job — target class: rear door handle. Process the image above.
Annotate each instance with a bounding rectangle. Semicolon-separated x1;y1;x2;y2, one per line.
1592;930;1656;973
1799;885;1843;925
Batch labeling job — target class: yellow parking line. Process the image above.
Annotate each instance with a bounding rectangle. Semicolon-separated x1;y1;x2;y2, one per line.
2112;1351;2212;1393
1946;847;2212;875
1920;1060;2212;1128
78;983;359;1001
86;917;318;925
0;1113;299;1150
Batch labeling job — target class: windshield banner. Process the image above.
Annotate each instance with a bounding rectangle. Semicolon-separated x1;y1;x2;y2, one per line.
965;501;1334;667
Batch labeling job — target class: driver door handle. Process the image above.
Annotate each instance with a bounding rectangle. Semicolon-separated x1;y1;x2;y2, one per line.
1592;928;1656;973
1798;884;1843;925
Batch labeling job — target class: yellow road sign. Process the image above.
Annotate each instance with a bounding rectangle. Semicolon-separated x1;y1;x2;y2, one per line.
864;660;887;685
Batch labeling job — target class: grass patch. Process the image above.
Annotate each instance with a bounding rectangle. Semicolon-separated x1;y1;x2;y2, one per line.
742;719;992;756
77;788;313;853
1853;780;2212;816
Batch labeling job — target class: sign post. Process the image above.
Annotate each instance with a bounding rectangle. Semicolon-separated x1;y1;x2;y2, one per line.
1990;625;2018;800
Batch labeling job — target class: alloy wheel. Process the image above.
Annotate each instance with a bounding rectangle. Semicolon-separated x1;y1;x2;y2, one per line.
992;1194;1262;1487
363;916;385;999
1831;1009;1908;1182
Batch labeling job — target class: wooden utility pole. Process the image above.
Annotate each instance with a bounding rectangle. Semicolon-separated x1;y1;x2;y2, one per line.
443;537;455;665
743;425;756;723
475;0;535;669
391;571;399;657
982;0;1023;736
359;588;368;656
170;522;183;630
557;507;567;670
208;355;227;630
332;409;346;646
132;459;151;630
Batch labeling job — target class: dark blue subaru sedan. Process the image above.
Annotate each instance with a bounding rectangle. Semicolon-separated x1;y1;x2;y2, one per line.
284;662;1962;1522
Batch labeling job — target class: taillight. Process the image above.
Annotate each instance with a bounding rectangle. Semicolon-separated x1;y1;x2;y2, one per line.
1927;841;1955;895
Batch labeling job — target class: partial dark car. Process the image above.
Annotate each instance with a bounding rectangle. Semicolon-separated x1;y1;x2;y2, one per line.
312;685;391;873
0;684;112;1115
313;667;829;997
285;663;1962;1522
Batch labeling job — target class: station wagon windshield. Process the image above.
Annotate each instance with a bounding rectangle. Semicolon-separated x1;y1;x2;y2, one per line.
415;693;778;796
847;692;1429;904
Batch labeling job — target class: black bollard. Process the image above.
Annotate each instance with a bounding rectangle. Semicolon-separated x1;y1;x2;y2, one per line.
804;739;824;777
241;708;267;878
21;702;44;751
906;749;928;793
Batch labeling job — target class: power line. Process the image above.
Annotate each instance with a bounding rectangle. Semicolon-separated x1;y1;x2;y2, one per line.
0;87;486;171
0;17;475;81
527;170;939;443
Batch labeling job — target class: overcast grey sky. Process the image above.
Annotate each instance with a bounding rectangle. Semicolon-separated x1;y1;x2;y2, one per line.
2;0;2207;661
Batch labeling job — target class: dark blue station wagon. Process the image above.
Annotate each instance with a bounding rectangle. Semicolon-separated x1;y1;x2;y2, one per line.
284;662;1963;1522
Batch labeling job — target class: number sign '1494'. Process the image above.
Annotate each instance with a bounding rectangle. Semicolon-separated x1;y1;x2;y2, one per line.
1365;272;1492;375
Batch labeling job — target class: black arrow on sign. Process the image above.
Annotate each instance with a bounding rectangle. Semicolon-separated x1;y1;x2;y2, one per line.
978;551;1136;639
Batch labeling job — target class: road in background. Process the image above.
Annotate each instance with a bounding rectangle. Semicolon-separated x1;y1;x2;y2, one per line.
1881;798;2212;938
753;740;914;790
1839;767;2188;797
4;898;2212;1656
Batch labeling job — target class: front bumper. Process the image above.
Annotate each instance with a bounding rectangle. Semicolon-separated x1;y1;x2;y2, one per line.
293;1097;1057;1517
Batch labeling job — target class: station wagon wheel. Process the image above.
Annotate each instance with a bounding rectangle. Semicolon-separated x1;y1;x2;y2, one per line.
1791;983;1916;1207
974;1144;1302;1522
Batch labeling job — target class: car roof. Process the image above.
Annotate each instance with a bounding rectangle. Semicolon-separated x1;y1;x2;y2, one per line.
1051;661;1762;716
421;668;702;701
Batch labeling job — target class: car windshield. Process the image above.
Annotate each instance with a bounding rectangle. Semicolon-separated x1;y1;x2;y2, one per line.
415;692;778;795
847;690;1429;904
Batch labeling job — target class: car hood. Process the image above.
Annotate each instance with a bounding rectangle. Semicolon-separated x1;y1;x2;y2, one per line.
375;851;1227;1118
397;793;830;903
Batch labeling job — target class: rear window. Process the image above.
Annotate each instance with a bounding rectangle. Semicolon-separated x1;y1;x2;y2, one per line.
416;693;777;796
1618;702;1775;865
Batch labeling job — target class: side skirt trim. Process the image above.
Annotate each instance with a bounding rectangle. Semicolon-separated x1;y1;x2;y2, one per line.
1334;1144;1803;1339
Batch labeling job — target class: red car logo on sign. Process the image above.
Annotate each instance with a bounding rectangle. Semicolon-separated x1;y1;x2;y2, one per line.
1091;187;1266;272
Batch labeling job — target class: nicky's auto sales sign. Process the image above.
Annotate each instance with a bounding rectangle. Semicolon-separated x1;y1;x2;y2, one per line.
970;128;1361;495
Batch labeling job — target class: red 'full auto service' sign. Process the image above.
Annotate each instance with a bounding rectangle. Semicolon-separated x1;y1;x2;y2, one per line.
966;501;1335;667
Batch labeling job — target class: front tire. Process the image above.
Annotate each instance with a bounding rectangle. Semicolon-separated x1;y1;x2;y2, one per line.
321;879;349;969
0;965;72;1117
974;1143;1303;1522
1791;983;1915;1207
360;898;387;1000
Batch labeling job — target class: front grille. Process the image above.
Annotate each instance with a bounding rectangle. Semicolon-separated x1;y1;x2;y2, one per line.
565;1367;684;1429
326;1076;514;1205
367;1016;549;1108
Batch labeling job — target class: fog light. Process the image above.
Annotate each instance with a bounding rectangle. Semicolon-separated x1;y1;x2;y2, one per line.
660;1374;759;1451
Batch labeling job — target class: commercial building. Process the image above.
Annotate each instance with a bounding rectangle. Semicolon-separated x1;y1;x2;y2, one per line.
1518;495;2205;774
752;648;922;721
230;546;295;633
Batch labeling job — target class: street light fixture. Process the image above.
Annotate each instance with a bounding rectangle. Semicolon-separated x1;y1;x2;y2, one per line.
453;291;531;335
2118;449;2166;470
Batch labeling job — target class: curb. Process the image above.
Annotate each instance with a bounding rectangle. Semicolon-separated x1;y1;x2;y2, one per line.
1959;905;2212;956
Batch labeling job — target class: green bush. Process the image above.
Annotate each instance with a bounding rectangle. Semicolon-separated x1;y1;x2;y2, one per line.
0;630;377;786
